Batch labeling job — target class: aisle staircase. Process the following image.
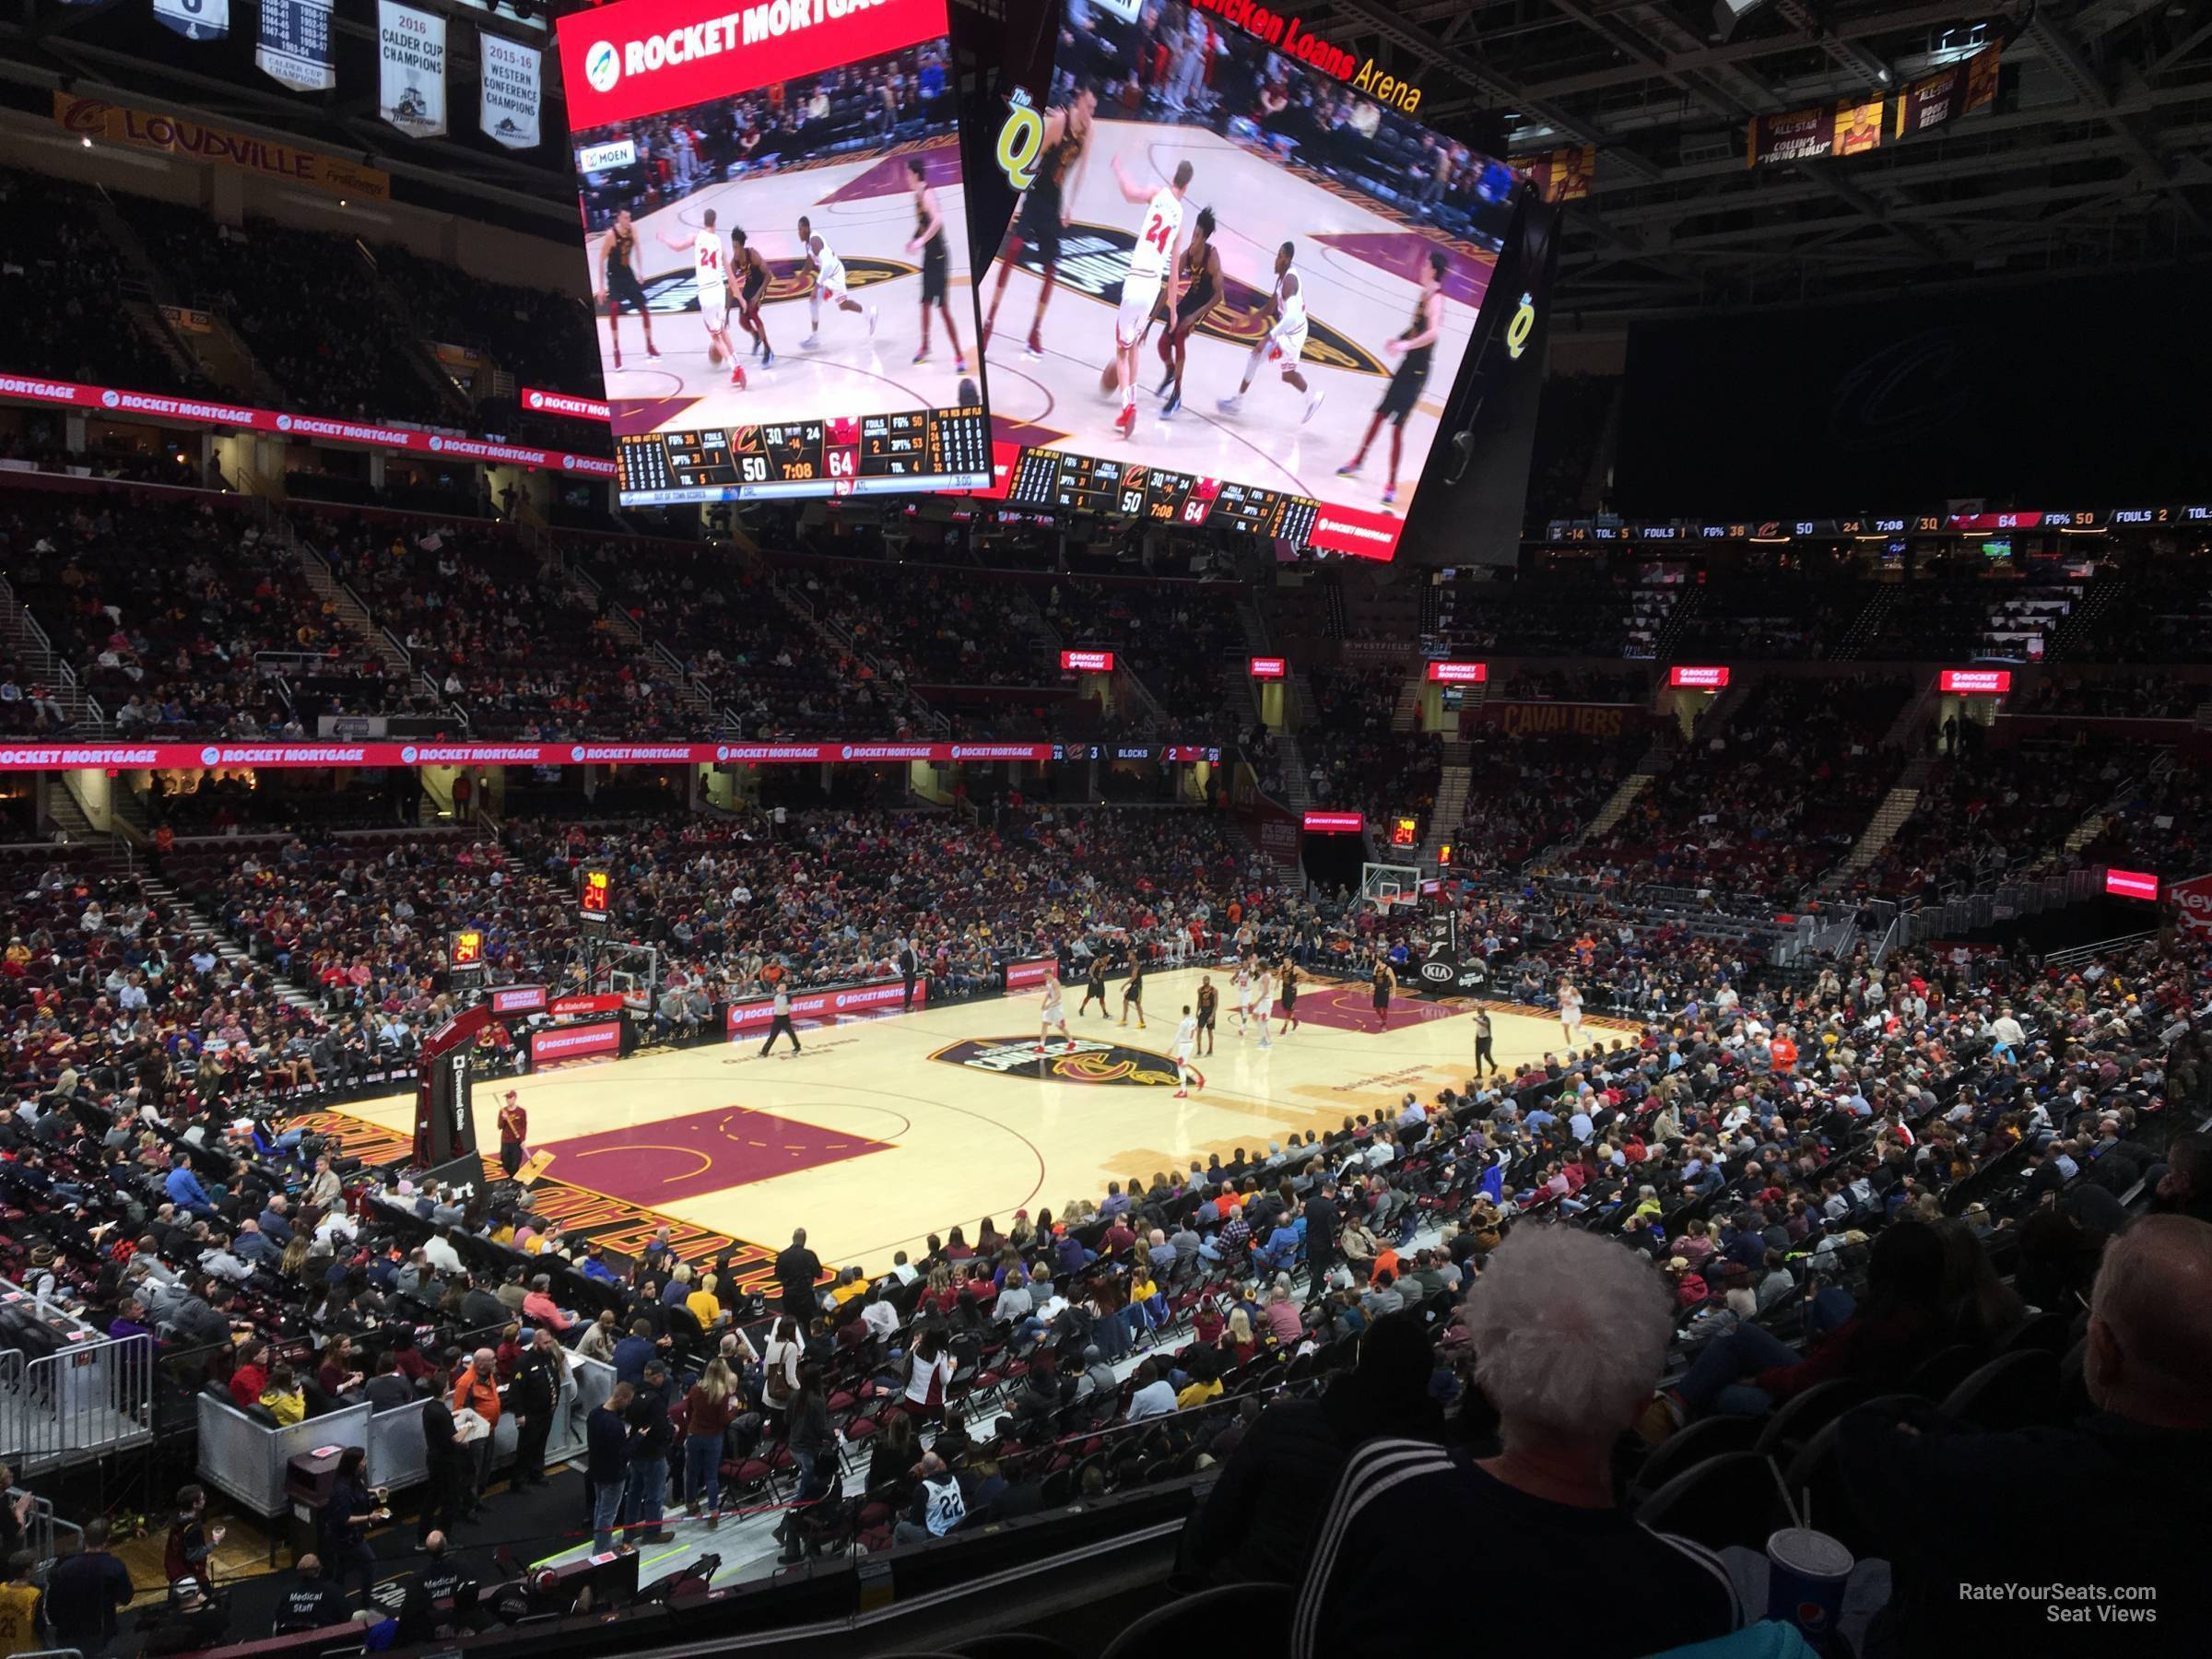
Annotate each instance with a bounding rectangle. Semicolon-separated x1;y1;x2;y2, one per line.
1575;771;1652;845
1830;587;1899;660
1419;743;1471;861
1837;755;1933;877
136;873;320;1010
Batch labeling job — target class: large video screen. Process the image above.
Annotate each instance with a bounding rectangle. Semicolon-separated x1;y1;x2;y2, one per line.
978;2;1514;557
557;0;993;505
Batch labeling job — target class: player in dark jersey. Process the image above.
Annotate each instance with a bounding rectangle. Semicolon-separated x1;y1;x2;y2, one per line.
1277;957;1300;1035
1338;250;1446;508
726;226;774;371
1194;972;1218;1056
596;208;659;371
1118;949;1147;1030
1371;956;1396;1030
1079;954;1109;1018
982;82;1096;359
1147;206;1220;418
904;158;967;372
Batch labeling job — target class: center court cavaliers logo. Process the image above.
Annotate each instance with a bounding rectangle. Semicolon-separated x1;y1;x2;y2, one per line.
933;1035;1179;1088
1000;223;1387;378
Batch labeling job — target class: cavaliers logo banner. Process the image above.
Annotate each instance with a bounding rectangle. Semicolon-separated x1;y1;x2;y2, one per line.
932;1034;1181;1087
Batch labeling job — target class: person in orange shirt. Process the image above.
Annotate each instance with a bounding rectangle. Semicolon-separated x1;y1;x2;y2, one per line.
451;1346;501;1503
1769;1028;1798;1076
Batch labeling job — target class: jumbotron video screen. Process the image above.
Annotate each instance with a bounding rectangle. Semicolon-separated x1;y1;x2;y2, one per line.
557;0;993;505
977;0;1515;557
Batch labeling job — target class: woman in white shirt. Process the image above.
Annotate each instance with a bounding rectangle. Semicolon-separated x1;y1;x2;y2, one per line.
760;1315;804;1431
902;1326;956;1425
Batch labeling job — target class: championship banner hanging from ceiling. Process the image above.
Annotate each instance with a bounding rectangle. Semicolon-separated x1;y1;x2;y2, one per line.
257;0;335;92
379;1;449;138
478;29;541;149
151;0;228;41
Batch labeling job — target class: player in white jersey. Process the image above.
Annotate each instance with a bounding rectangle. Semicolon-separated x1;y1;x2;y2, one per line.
1559;978;1584;1047
658;208;734;363
1217;240;1323;424
1171;1005;1206;1098
1106;157;1192;440
796;215;876;349
1231;960;1253;1034
1037;970;1072;1053
1253;966;1276;1050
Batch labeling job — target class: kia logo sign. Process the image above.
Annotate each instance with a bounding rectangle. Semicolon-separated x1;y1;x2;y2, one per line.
1423;661;1487;683
1668;665;1731;688
1938;669;2013;694
1419;960;1453;982
2104;868;2159;901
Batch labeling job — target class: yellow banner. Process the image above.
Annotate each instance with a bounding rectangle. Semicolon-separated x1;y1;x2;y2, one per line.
53;92;392;203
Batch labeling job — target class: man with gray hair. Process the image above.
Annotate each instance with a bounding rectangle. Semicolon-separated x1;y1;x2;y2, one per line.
1292;1226;1740;1658
1841;1213;2212;1654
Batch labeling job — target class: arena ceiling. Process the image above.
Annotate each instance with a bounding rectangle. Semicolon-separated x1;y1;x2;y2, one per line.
1312;0;2212;323
2;1;2206;322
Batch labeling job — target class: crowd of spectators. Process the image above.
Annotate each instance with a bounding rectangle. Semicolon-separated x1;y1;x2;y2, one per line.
313;517;691;740
137;206;453;424
2016;671;2204;720
0;767;2205;1653
0;168;215;396
1300;665;1442;832
1572;676;1912;902
0;488;399;738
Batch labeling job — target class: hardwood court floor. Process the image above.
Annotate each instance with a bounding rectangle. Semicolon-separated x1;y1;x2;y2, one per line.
342;970;1600;1277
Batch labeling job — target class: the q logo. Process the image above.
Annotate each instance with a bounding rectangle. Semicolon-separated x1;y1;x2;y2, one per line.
584;41;621;94
1506;291;1536;361
995;89;1044;192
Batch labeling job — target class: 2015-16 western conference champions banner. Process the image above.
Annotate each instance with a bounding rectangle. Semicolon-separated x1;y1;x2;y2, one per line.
479;28;542;149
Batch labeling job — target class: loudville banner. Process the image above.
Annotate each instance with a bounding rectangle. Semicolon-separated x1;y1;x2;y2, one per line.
52;92;391;202
379;1;449;138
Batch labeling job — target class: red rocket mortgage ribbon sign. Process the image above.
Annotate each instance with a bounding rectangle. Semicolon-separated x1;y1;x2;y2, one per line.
0;373;617;477
0;739;1158;771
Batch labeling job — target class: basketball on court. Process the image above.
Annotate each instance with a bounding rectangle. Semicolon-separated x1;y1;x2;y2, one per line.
709;340;724;367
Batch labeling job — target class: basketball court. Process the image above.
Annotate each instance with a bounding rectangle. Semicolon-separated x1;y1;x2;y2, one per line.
598;138;979;439
335;967;1615;1281
981;120;1490;513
